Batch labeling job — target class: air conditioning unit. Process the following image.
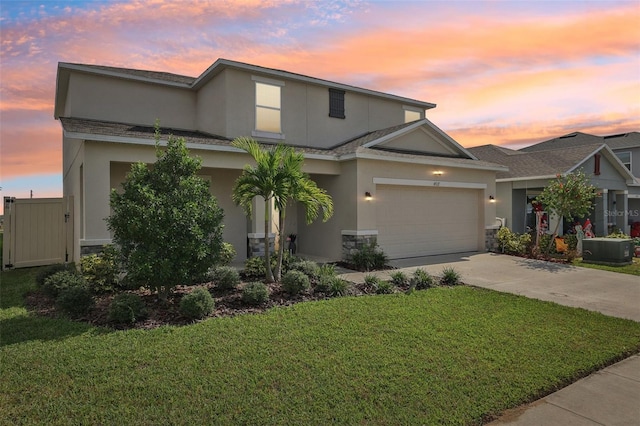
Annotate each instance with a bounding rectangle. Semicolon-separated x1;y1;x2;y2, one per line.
582;238;634;266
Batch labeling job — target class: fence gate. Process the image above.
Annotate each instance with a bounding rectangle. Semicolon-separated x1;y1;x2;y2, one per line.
2;197;74;270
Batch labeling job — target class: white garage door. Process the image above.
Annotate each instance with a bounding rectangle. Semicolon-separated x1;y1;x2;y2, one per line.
376;185;480;259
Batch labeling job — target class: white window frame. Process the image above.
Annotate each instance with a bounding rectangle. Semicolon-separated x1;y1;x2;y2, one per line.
252;76;285;140
615;151;632;171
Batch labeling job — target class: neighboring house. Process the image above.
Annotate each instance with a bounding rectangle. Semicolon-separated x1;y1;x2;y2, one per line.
55;59;506;264
469;132;639;237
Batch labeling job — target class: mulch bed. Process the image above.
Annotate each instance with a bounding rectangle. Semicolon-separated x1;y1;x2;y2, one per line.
25;278;395;331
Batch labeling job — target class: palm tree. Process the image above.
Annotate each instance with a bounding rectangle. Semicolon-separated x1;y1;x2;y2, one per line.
272;149;333;281
231;137;287;283
231;137;333;282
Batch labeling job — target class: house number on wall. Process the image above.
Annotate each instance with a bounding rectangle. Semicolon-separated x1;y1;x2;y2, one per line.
433;181;440;186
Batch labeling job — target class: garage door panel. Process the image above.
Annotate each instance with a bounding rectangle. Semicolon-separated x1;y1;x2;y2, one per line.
376;185;479;259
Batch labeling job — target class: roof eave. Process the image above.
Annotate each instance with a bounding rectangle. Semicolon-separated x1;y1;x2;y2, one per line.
56;62;193;88
62;129;338;161
341;151;508;172
496;175;558;183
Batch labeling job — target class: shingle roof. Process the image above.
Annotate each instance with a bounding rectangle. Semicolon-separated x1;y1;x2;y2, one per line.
468;143;603;179
603;132;640;150
60;117;230;145
520;131;640;152
59;117;503;170
330;121;418;155
519;132;603;152
62;63;196;85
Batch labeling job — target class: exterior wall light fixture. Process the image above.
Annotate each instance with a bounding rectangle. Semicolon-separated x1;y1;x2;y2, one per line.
365;192;373;201
489;195;496;203
433;170;443;176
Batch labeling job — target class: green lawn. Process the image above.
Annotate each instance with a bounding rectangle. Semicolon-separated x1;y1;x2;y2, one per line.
573;256;640;276
2;268;640;425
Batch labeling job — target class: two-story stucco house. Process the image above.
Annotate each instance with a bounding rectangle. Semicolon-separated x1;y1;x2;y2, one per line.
55;58;506;264
469;132;639;237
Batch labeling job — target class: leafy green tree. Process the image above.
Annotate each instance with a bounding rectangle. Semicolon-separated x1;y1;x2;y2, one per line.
107;125;224;301
535;170;598;253
231;137;333;282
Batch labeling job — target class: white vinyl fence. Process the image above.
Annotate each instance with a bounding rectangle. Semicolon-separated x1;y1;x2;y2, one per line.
2;197;74;270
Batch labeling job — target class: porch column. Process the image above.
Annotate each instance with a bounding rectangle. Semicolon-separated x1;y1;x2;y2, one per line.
600;189;608;237
247;196;276;258
621;191;629;235
81;153;112;255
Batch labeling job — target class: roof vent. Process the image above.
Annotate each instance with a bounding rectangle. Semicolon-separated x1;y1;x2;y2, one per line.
559;133;578;139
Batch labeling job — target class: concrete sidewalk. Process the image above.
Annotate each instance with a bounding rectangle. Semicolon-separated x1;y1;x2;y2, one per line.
338;252;640;425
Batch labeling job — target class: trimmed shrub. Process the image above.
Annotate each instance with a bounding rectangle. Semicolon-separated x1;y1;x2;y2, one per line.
327;277;350;297
242;282;269;306
318;263;336;277
497;227;531;256
282;270;310;295
315;264;337;293
36;263;76;288
315;276;331;293
212;266;241;290
390;271;409;287
440;267;461;286
108;293;147;324
411;268;434;290
42;271;87;298
537;234;558;255
289;260;320;280
81;245;120;293
243;256;270;279
362;274;382;293
180;287;215;320
56;286;95;318
351;243;388;272
364;274;382;287
563;234;578;251
376;281;395;294
278;251;300;275
217;242;237;267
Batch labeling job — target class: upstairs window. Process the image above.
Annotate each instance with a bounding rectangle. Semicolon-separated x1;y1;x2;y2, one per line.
403;107;422;123
615;151;631;171
255;80;282;134
329;88;345;118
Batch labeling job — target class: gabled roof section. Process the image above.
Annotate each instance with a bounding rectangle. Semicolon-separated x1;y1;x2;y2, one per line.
332;118;477;160
469;143;636;182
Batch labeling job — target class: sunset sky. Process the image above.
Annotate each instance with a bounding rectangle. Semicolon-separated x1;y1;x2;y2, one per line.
1;0;639;214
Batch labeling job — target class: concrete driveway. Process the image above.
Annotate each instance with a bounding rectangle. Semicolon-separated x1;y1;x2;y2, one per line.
341;251;640;322
339;251;640;425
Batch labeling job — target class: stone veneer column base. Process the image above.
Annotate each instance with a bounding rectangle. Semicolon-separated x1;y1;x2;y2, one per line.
341;230;379;261
247;233;276;258
80;239;112;257
485;226;500;252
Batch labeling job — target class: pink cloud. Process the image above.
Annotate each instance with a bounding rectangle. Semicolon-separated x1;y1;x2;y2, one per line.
1;122;61;178
0;0;638;186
